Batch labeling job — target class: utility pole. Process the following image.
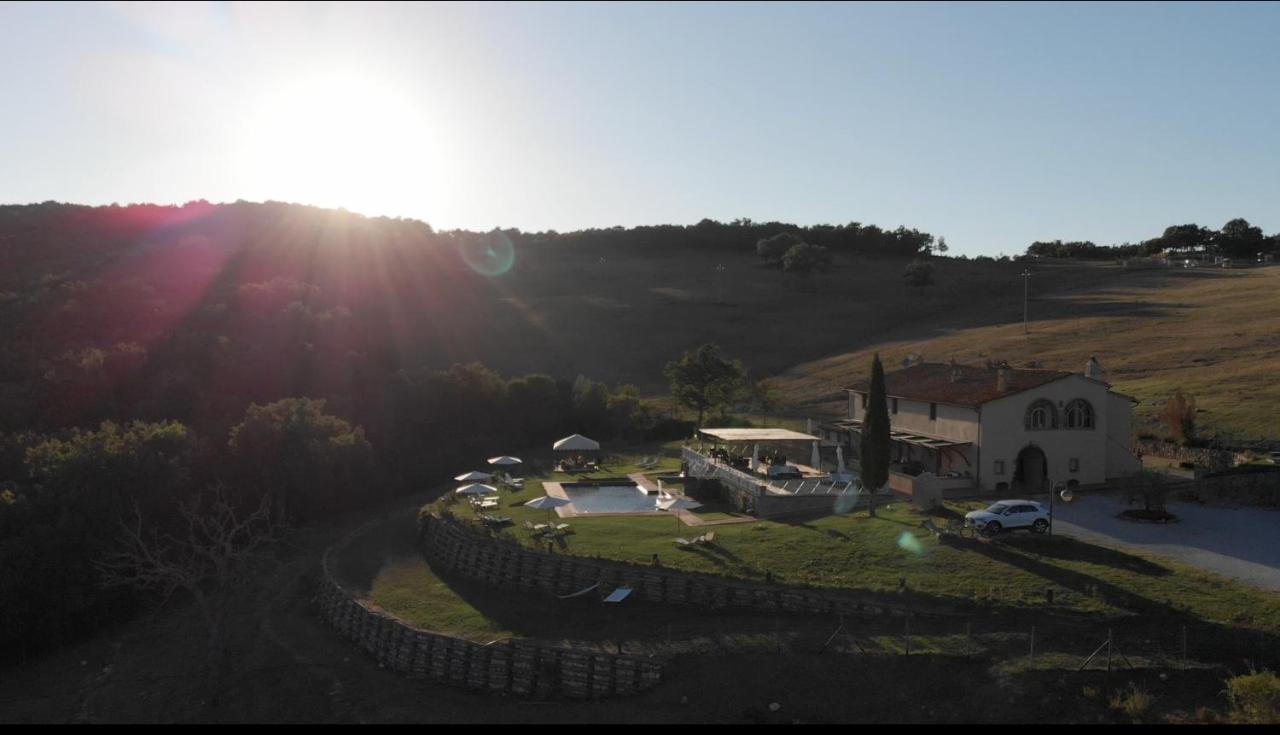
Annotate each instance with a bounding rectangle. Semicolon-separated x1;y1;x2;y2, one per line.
1020;269;1032;335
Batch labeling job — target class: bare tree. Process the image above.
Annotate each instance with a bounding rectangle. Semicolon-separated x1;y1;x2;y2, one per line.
97;485;275;693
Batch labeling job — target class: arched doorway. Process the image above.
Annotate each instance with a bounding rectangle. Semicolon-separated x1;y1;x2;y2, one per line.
1014;445;1048;491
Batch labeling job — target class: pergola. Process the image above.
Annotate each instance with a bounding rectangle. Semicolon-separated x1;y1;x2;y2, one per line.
819;419;971;472
696;427;822;474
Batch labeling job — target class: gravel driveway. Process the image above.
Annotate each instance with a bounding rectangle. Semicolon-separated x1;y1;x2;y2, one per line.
1050;493;1280;592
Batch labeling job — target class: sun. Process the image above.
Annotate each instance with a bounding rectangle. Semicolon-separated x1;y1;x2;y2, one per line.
235;71;447;217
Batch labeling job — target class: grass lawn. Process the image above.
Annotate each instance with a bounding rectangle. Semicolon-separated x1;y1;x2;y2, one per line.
428;455;1280;635
369;559;514;640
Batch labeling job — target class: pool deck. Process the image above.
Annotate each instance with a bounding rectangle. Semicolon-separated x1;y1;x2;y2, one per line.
541;474;755;527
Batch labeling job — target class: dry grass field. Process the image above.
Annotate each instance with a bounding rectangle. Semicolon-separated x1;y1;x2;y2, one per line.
768;261;1280;442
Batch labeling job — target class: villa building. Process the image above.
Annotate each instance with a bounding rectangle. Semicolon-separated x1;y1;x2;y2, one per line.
820;357;1142;496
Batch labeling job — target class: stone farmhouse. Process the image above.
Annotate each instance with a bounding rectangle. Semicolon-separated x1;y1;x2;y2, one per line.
821;357;1142;496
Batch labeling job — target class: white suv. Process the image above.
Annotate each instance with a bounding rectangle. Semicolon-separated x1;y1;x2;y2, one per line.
964;500;1051;536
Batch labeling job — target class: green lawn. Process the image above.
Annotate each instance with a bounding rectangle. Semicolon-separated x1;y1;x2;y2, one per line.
429;458;1280;635
369;558;514;641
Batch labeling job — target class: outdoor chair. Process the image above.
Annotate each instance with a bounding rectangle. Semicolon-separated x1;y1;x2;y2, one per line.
481;514;512;526
553;523;572;534
695;531;716;545
674;537;694;548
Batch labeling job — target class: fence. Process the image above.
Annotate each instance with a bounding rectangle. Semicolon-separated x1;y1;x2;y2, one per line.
421;512;966;619
315;545;663;698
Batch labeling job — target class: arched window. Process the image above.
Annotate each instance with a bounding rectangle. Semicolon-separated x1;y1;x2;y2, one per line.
1025;399;1058;430
1065;399;1095;429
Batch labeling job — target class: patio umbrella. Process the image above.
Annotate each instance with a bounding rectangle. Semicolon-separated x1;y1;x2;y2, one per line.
455;483;498;496
488;456;523;467
751;444;760;474
657;495;703;530
811;441;821;470
523;495;572;525
454;470;492;483
836;446;846;474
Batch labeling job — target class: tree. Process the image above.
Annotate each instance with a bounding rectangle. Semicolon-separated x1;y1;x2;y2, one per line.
781;242;833;282
859;354;891;517
1217;218;1265;258
1160;390;1196;445
756;232;804;262
227;398;373;522
98;485;275;695
751;378;784;425
936;236;949;255
903;258;935;296
663;344;746;428
1125;470;1171;517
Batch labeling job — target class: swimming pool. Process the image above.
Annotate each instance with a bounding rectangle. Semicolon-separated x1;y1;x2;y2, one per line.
561;482;661;514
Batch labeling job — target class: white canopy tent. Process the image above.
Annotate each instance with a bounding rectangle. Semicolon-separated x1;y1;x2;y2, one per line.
553;434;600;452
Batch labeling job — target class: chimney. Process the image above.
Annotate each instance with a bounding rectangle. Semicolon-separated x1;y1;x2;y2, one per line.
1084;356;1105;381
995;363;1011;392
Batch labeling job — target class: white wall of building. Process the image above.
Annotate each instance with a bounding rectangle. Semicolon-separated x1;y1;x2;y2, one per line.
978;375;1112;491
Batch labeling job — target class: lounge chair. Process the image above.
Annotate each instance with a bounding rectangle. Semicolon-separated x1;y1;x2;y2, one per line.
603;586;632;603
695;531;717;545
553;523;572;534
480;514;512;526
674;537;694;548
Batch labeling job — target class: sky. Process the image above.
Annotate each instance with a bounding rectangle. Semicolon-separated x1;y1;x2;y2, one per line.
1;1;1278;256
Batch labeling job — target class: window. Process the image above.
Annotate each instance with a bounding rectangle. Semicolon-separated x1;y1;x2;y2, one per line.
891;397;898;414
860;392;867;409
994;460;1006;475
1069;457;1079;473
1064;399;1095;429
1025;399;1058;430
929;402;937;421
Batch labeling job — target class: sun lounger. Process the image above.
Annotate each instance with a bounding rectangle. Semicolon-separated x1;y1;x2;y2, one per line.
674;537;694;548
695;531;716;545
554;523;572;533
480;514;512;525
602;586;633;603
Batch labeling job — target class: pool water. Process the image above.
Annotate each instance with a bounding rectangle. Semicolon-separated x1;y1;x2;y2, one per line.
562;484;660;514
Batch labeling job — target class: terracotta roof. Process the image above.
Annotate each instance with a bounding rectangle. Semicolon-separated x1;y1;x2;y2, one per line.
844;362;1076;408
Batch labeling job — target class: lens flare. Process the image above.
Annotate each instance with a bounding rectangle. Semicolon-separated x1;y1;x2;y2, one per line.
896;530;924;555
833;488;860;514
459;231;516;277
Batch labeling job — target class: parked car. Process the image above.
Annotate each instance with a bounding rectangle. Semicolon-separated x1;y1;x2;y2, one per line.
964;500;1051;536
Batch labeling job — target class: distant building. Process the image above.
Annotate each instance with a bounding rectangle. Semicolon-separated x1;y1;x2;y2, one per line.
821;357;1141;496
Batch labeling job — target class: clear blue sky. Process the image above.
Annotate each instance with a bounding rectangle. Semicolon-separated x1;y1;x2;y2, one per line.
1;1;1277;255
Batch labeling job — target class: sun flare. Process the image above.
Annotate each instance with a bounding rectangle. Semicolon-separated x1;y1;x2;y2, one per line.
235;72;446;217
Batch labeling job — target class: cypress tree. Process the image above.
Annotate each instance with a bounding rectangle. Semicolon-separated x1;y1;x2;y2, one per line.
859;353;891;517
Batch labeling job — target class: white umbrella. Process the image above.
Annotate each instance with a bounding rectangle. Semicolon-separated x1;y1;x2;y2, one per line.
488;456;523;466
523;495;572;524
657;495;703;530
454;470;492;482
553;434;600;452
836;446;846;474
751;443;760;474
455;483;498;495
811;441;821;469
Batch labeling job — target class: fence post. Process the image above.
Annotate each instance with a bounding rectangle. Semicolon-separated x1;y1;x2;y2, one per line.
1181;625;1187;670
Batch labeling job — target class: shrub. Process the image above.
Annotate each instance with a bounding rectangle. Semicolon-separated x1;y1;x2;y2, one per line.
1109;683;1154;721
1225;669;1280;724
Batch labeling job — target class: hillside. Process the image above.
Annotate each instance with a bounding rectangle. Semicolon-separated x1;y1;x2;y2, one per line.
2;202;1277;443
773;261;1280;443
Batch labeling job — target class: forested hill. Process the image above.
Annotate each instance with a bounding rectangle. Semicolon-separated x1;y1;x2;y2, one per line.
0;201;939;437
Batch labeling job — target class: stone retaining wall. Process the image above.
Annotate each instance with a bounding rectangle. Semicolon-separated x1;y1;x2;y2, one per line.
316;548;662;698
1135;439;1235;474
423;513;964;619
